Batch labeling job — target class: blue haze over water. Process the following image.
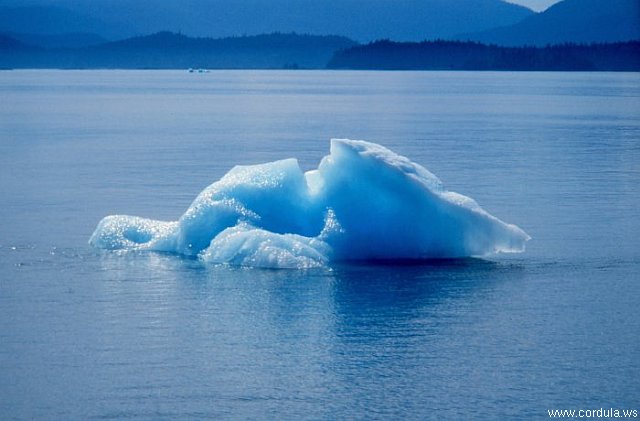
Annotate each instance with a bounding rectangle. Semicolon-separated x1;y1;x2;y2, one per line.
0;70;639;419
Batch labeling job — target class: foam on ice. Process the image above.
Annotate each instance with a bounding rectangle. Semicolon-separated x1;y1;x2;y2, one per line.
90;139;530;268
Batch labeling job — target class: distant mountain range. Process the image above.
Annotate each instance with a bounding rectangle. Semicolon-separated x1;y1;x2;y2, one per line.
1;0;639;70
0;0;533;42
1;0;637;49
2;31;638;71
0;32;357;69
4;32;107;49
460;0;640;46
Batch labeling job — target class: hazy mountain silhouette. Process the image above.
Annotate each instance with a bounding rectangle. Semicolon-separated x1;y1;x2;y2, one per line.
0;5;124;38
3;30;637;71
92;32;356;68
0;33;37;51
328;39;640;71
460;0;640;46
0;32;357;69
4;32;107;49
0;0;533;42
3;0;637;70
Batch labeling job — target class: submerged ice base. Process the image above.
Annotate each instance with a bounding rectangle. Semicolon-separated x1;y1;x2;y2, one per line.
90;139;530;268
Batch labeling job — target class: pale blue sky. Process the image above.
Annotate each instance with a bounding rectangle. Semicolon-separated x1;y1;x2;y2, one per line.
506;0;562;12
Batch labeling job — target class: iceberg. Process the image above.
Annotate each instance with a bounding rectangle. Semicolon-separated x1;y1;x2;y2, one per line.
90;139;530;268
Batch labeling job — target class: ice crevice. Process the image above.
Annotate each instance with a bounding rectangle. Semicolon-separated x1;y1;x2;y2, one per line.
90;139;530;269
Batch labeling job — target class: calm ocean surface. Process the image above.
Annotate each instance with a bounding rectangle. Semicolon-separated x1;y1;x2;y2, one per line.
1;70;639;419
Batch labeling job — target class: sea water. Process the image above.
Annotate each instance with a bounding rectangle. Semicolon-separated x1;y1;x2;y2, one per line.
0;70;639;419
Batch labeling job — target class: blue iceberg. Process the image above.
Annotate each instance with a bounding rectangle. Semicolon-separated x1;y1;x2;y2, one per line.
90;139;530;268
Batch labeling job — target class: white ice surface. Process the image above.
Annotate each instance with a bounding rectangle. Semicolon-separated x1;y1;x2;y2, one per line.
90;139;530;268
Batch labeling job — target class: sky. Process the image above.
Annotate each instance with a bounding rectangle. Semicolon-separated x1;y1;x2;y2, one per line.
506;0;562;11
